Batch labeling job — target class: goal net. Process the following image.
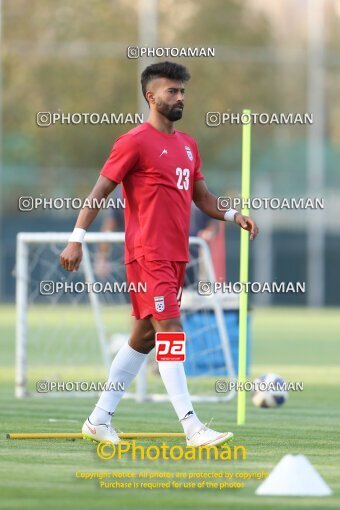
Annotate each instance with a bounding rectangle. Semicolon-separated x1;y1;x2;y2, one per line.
15;232;240;402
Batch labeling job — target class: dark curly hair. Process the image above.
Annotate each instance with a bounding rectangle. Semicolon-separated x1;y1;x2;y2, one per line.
141;61;190;102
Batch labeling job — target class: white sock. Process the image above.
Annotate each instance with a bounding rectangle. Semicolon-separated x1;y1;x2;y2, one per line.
89;342;147;425
158;361;203;437
180;410;203;437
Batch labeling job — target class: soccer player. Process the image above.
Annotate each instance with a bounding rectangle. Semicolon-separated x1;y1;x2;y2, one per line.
60;61;259;447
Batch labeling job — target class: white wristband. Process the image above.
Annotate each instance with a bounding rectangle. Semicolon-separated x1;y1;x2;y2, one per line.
68;228;86;243
223;209;238;222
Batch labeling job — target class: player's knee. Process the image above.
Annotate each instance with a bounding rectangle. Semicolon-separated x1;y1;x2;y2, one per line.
143;328;155;340
155;318;183;332
143;329;155;347
129;336;154;354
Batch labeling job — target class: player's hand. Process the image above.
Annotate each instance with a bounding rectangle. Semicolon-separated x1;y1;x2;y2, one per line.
60;243;83;271
234;213;259;240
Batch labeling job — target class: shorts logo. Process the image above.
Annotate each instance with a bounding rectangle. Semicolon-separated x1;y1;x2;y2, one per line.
155;332;186;361
185;145;193;161
154;296;165;313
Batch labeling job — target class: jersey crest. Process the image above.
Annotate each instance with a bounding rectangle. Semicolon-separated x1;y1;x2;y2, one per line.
185;145;193;161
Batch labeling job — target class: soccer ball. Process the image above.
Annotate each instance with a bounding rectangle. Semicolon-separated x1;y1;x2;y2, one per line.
252;373;288;408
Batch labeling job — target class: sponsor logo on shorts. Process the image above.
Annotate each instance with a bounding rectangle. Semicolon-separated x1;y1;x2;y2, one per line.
154;295;165;313
185;145;193;161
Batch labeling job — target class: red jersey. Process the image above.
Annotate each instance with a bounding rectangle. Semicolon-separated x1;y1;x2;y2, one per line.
100;121;205;263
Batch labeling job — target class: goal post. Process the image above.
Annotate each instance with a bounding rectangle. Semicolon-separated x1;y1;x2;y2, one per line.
15;232;241;402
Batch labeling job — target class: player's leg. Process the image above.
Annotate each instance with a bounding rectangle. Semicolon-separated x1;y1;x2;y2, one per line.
151;315;233;447
150;315;201;433
91;317;155;419
82;318;155;443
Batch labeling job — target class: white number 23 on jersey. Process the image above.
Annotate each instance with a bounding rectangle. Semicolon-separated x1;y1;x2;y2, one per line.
176;167;190;191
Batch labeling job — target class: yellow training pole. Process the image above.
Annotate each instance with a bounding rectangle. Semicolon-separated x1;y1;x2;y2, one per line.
237;109;252;426
7;432;185;440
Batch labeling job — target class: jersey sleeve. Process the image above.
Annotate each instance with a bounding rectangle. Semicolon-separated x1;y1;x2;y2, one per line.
100;134;139;184
193;141;205;181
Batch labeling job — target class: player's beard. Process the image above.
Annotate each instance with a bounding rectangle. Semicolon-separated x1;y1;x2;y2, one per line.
156;100;184;121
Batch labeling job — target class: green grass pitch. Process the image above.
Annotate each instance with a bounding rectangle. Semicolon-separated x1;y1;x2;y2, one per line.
0;305;339;510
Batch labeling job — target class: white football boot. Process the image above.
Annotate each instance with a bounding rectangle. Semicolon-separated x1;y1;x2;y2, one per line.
82;418;120;444
186;424;233;447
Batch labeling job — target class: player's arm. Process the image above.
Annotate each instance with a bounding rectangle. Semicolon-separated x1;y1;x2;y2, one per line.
193;179;259;240
60;175;117;271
